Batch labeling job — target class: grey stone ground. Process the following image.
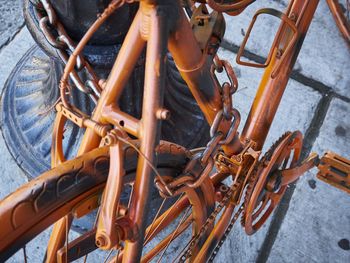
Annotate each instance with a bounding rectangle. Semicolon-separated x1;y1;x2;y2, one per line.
0;0;24;50
0;1;349;262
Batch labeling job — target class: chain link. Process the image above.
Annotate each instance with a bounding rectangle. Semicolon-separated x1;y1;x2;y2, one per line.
33;1;245;259
175;56;244;261
178;187;234;262
155;56;240;198
33;0;101;102
178;187;244;262
208;205;244;262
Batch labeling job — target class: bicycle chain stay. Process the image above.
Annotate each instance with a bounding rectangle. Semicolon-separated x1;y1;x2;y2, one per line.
178;174;246;262
178;186;235;262
208;205;244;262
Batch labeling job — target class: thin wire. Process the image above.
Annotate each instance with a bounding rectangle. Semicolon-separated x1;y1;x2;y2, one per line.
117;137;173;196
37;97;61;116
157;206;192;263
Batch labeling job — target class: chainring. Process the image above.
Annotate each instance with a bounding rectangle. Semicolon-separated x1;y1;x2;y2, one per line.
241;131;303;235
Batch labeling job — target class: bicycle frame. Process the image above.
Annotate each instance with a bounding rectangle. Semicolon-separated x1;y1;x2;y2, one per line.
47;0;321;262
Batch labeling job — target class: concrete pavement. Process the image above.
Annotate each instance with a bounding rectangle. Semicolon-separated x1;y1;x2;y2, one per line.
0;1;349;262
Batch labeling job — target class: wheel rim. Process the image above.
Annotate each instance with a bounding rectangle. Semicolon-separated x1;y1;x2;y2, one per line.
0;142;214;262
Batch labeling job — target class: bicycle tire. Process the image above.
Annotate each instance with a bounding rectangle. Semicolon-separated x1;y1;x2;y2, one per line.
0;141;214;262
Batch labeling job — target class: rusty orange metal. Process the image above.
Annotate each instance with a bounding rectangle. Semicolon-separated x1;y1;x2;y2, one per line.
0;0;349;262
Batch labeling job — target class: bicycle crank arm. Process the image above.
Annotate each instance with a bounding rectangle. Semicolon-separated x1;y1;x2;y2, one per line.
280;152;320;186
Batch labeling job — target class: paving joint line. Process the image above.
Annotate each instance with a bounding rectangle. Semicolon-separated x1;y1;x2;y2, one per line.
220;40;339;263
255;93;334;263
0;23;26;54
221;40;350;103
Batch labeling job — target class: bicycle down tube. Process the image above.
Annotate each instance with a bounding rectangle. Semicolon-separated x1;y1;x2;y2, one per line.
67;1;222;262
195;0;321;260
46;0;321;262
241;0;320;151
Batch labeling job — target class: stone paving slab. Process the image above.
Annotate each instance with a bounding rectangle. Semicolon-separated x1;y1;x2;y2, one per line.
0;28;110;263
217;48;322;151
0;0;24;49
0;2;348;263
223;0;350;98
8;226;113;263
268;98;350;263
215;48;322;262
0;28;34;199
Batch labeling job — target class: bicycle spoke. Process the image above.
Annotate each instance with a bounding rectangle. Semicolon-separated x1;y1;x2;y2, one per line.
113;250;122;263
128;184;134;209
143;216;193;262
103;249;114;263
157;206;192;263
143;194;185;245
84;205;102;263
65;215;69;263
143;197;167;242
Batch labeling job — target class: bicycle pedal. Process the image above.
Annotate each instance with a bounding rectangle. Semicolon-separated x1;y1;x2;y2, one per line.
317;152;350;194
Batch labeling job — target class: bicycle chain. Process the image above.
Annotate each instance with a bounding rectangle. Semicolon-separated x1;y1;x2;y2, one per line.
179;133;293;262
209;133;292;262
32;1;246;259
208;204;244;262
178;187;235;262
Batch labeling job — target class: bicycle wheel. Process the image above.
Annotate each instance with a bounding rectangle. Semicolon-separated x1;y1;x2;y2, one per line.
0;141;214;262
327;0;350;46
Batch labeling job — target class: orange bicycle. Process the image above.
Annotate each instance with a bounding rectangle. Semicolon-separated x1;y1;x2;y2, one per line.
0;0;349;262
